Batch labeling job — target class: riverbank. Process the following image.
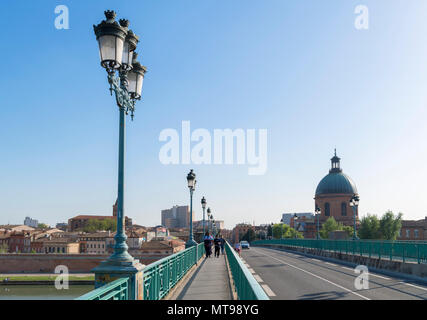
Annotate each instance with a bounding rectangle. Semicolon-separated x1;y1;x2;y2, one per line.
0;274;94;285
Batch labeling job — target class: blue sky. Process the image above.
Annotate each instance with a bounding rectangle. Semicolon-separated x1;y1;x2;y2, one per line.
1;1;427;229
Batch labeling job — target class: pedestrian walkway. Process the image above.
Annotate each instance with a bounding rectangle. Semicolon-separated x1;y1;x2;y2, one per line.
178;254;232;300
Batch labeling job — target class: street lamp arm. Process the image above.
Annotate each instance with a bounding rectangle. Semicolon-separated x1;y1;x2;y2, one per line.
107;71;136;119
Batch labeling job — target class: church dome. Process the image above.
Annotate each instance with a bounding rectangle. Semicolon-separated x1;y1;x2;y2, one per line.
315;150;358;196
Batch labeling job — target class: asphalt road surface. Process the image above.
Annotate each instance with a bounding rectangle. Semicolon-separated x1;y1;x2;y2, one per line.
240;246;427;300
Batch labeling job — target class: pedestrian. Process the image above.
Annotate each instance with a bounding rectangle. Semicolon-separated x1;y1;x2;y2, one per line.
214;234;221;258
203;232;213;258
220;235;225;255
234;242;241;257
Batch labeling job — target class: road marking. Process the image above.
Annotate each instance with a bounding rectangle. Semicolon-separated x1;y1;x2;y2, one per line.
311;258;319;262
253;248;370;300
341;266;354;271
253;274;264;283
369;274;391;281
400;282;427;291
261;284;276;297
248;268;256;274
325;262;337;266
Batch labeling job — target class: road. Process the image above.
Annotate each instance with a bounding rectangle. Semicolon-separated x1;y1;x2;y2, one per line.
240;246;427;300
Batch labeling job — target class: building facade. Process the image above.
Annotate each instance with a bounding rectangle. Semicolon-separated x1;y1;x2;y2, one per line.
161;205;191;229
397;217;427;240
314;151;359;227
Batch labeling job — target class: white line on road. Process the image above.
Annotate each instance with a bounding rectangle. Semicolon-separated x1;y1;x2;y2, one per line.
369;274;391;281
400;282;427;291
341;266;354;271
261;284;276;297
325;262;337;266
253;248;370;300
253;274;264;283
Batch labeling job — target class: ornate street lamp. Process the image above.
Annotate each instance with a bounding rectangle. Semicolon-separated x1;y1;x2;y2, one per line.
186;169;198;248
201;197;207;236
349;195;360;240
293;213;298;239
91;10;147;298
207;207;211;234
315;207;321;240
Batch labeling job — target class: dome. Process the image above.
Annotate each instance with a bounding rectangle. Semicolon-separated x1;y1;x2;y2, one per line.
315;172;357;195
315;150;358;196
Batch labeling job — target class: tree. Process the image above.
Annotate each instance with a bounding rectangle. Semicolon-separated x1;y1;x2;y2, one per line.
83;219;117;233
0;243;8;253
358;211;402;240
379;211;402;240
320;217;340;239
242;229;256;242
272;223;303;239
358;214;381;239
267;224;273;238
37;223;49;229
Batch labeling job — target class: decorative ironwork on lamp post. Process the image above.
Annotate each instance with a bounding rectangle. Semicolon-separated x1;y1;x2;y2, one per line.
201;197;207;235
186;169;198;248
93;10;146;265
315;207;321;240
349;195;360;240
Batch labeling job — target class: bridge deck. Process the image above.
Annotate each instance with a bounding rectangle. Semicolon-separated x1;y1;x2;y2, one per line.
177;253;232;300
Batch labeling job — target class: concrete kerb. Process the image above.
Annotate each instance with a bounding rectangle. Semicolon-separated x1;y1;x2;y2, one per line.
254;244;427;286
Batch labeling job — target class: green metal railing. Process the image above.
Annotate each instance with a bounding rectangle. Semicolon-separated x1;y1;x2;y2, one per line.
143;242;204;300
225;241;269;300
252;239;427;264
76;277;129;300
76;242;204;300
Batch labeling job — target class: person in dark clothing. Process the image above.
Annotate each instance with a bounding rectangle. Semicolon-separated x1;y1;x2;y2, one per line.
220;236;225;255
214;234;221;258
203;232;214;258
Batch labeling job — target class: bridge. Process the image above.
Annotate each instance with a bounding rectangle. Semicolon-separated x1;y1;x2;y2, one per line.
76;239;427;300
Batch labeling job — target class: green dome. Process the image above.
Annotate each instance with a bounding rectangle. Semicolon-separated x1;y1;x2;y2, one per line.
315;172;357;195
315;150;357;196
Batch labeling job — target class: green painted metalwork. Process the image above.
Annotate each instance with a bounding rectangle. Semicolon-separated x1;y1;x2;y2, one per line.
225;242;269;300
76;277;129;300
252;239;427;264
142;242;204;300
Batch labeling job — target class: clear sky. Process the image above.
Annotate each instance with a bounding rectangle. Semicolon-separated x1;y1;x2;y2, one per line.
1;0;427;229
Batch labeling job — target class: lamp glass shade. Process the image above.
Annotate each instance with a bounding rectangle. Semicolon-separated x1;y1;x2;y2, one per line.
128;70;144;98
98;34;124;68
121;41;134;68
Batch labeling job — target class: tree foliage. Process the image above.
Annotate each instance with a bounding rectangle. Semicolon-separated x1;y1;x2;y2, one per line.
320;217;353;239
83;219;117;233
241;229;256;242
37;223;49;229
272;223;303;239
358;211;402;240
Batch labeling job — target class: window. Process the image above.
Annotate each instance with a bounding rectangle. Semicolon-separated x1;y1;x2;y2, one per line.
341;202;347;216
415;229;419;238
406;229;410;238
325;203;330;216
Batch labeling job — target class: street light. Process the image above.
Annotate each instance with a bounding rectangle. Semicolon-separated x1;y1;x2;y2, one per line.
91;11;146;296
293;213;298;239
201;197;207;236
349;195;360;240
315;207;321;240
186;169;198;248
93;10;146;265
207;207;211;234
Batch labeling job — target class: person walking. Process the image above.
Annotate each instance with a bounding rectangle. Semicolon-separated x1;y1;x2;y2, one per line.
203;232;213;258
234;242;241;257
214;234;221;258
220;235;225;255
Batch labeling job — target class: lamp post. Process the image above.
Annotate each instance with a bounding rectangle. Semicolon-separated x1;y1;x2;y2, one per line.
207;208;211;234
201;197;207;236
91;10;146;299
349;195;360;240
315;207;321;240
280;218;284;239
186;169;198;248
293;213;298;239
